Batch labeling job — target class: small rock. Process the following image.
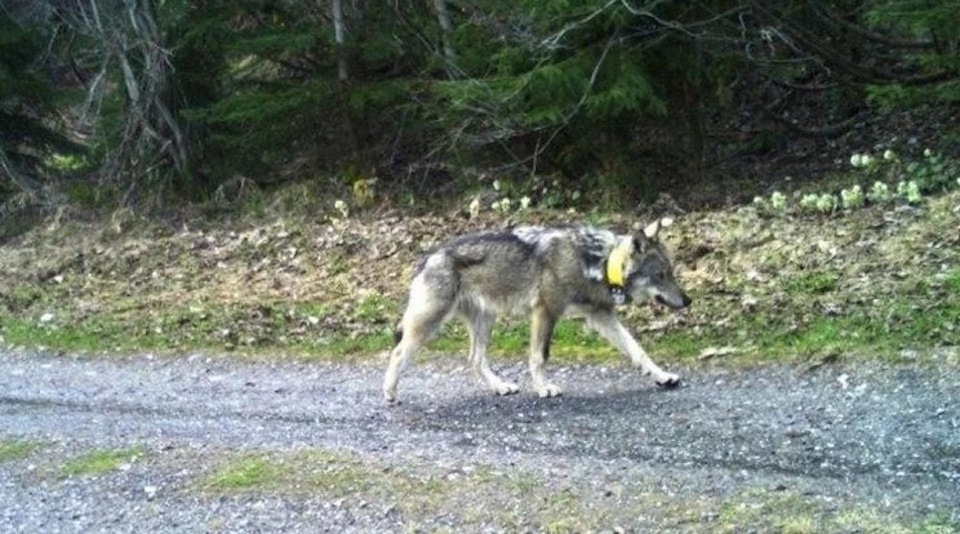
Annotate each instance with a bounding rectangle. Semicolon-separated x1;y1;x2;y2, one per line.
837;374;849;389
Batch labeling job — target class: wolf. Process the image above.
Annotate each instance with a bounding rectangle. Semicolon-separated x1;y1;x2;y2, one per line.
383;219;691;403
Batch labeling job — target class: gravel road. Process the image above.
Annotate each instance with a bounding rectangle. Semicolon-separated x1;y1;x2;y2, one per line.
1;349;959;532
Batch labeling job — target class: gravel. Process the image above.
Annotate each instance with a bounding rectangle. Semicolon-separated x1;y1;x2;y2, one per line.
2;349;959;532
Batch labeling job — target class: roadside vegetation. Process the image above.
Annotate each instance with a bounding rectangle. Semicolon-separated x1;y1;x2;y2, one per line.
59;447;147;479
1;175;957;368
0;439;43;463
196;447;956;532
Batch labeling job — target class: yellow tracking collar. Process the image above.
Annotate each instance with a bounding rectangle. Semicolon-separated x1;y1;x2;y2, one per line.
605;238;632;287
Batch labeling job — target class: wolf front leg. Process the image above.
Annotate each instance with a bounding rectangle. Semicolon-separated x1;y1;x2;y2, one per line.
529;306;562;397
463;307;519;396
587;311;680;388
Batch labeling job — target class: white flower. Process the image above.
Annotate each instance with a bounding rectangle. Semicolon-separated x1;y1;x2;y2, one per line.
519;196;532;209
753;196;765;205
840;185;864;209
883;149;897;161
468;197;481;218
860;154;875;167
770;191;787;211
334;199;349;218
897;180;921;204
815;193;837;213
867;181;890;203
924;148;933;157
800;193;819;211
490;200;501;211
850;154;863;168
492;179;502;192
499;197;511;212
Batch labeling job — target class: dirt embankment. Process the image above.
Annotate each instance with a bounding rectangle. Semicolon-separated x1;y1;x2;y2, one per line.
1;190;958;357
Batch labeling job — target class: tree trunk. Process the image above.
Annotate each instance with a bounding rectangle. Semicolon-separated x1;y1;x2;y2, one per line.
330;0;360;160
332;0;348;83
434;0;458;77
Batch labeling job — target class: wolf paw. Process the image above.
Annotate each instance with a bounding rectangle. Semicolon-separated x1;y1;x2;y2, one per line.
655;373;681;389
535;383;563;398
492;381;520;396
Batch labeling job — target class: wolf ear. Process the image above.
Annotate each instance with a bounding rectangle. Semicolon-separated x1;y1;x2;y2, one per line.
643;219;661;239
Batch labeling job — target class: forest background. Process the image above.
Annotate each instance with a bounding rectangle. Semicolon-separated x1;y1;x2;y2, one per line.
3;0;958;223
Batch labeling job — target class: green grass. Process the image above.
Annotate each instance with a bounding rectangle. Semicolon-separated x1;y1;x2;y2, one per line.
717;489;959;534
3;272;957;367
199;449;599;529
202;455;286;491
430;320;618;362
200;449;443;499
784;271;839;295
355;293;395;321
0;439;42;462
945;269;960;293
60;447;146;478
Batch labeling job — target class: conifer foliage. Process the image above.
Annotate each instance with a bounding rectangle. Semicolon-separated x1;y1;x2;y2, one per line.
0;1;957;210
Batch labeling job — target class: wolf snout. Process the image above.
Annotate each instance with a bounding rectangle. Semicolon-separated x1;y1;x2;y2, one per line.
656;292;692;309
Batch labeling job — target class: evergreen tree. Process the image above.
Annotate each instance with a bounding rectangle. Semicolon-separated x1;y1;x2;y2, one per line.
0;9;81;209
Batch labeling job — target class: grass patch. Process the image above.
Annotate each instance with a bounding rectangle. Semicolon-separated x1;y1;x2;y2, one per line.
197;449;957;532
355;293;395;322
784;271;839;295
202;455;286;491
944;268;960;293
429;319;618;362
320;331;395;356
200;449;445;504
199;449;603;529
60;447;146;478
0;439;42;462
3;271;956;367
0;314;168;353
717;488;959;534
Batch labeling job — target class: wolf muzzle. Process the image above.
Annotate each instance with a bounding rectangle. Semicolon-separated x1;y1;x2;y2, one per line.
655;292;692;309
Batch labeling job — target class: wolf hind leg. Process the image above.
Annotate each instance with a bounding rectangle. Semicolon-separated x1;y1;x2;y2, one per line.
383;277;455;403
461;303;518;396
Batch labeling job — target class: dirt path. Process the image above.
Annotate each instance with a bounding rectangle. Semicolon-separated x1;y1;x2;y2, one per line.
1;349;958;532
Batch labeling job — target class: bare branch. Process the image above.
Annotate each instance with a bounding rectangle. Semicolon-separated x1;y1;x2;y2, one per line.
542;0;618;50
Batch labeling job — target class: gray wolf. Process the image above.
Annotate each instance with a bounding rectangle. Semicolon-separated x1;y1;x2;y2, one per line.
383;219;691;403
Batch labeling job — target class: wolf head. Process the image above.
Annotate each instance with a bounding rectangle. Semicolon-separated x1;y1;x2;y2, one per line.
611;220;691;309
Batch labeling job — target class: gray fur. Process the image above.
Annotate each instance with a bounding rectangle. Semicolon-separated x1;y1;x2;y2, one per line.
383;220;691;403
